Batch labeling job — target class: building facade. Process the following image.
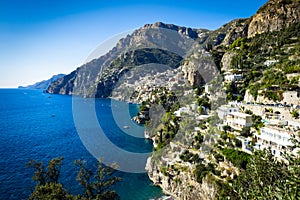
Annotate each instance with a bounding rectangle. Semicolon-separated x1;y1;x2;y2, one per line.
225;112;252;130
217;106;239;121
254;126;294;157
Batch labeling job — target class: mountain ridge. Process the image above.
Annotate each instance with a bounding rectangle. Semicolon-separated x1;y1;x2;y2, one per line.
46;0;300;97
46;21;207;96
44;0;300;199
18;74;65;90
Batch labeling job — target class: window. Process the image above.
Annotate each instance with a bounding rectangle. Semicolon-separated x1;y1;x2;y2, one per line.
277;135;282;140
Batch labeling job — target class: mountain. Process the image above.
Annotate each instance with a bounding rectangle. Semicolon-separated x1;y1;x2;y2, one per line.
18;74;65;90
45;0;300;199
143;0;300;199
46;22;211;96
247;0;300;37
46;1;300;98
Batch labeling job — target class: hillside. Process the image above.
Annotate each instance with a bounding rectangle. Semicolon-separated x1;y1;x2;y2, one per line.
141;0;300;199
18;74;65;90
46;0;300;199
46;23;210;96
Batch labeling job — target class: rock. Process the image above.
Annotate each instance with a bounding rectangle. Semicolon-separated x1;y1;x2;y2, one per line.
221;19;249;46
247;0;300;37
46;22;201;97
220;51;237;72
146;150;218;200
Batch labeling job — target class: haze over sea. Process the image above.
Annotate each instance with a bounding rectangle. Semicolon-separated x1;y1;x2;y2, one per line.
0;89;163;200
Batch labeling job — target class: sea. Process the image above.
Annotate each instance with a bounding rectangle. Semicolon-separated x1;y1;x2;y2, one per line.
0;89;165;200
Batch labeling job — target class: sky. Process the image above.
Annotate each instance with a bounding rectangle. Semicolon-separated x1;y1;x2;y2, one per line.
0;0;268;88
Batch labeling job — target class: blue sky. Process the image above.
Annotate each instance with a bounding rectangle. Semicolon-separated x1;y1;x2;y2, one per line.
0;0;268;88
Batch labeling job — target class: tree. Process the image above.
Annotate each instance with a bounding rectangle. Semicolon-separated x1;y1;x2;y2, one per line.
26;157;70;200
240;126;251;137
27;157;121;200
291;109;299;119
251;114;264;130
219;139;300;199
46;157;64;183
29;182;74;200
26;157;63;186
26;160;46;186
222;125;231;133
74;159;121;200
232;150;288;199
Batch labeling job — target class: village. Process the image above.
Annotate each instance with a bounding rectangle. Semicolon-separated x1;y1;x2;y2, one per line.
120;61;300;162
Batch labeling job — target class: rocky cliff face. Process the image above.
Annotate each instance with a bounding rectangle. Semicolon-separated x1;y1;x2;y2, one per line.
46;71;77;95
146;145;218;200
247;0;300;37
45;0;300;199
143;1;300;199
181;50;219;87
220;19;249;46
46;22;210;97
213;0;300;44
95;48;183;98
46;0;300;97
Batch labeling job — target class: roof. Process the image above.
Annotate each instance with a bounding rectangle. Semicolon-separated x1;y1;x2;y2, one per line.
217;105;238;111
228;112;251;118
261;126;294;136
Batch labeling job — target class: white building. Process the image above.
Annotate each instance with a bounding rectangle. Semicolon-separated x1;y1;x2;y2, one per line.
254;126;294;157
204;84;212;94
226;112;252;130
264;60;278;67
287;120;300;131
217;106;239;121
174;107;190;117
224;74;243;82
282;91;300;106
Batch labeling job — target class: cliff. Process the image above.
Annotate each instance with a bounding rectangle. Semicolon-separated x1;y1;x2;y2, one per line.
18;74;65;90
143;0;300;199
247;0;300;37
47;0;300;97
45;0;300;199
46;22;210;97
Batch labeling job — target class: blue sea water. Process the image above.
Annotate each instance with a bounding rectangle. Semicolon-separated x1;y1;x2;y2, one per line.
0;89;163;200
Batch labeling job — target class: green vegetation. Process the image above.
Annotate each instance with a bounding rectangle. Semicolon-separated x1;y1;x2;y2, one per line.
179;150;202;164
221;148;251;169
154;110;180;150
137;87;182;150
29;182;73;200
194;163;216;183
232;149;299;199
284;65;300;74
291;109;300;118
135;20;300;200
213;152;224;162
225;82;239;101
197;95;210;110
222;125;231;133
217;139;300;199
211;22;300;102
193;132;204;149
74;160;121;200
251;114;264;130
27;157;121;200
240;126;251;137
109;48;183;72
26;157;64;186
